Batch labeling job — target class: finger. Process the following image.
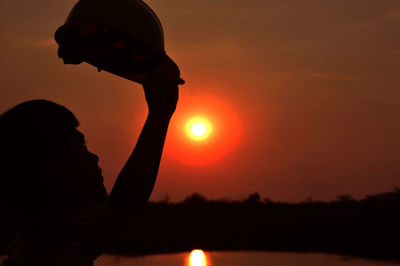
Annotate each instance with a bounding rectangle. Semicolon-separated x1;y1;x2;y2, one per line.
177;78;185;85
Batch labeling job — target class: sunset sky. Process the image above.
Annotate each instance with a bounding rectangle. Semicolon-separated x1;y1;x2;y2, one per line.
1;0;399;202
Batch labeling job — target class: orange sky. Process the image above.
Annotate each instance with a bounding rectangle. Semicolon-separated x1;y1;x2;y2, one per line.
1;0;400;202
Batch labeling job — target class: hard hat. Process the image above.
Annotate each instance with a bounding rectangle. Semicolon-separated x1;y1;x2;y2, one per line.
54;0;166;77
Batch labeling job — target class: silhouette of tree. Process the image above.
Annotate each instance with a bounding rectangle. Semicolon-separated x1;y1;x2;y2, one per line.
336;195;354;203
183;193;208;205
244;193;261;204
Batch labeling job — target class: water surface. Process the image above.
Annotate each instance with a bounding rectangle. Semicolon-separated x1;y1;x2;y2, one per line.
94;251;400;266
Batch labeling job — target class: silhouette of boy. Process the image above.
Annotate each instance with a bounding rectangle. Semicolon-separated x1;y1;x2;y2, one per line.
0;56;182;266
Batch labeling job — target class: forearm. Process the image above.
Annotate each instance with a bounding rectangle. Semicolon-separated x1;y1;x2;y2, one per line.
108;113;171;208
107;54;181;209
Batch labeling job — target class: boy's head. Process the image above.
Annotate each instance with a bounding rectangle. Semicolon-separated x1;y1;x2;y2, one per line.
0;99;107;217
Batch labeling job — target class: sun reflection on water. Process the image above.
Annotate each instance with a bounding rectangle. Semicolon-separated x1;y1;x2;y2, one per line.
186;249;210;266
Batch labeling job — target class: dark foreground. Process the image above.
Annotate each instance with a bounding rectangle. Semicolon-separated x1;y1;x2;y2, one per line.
110;189;400;261
1;189;399;261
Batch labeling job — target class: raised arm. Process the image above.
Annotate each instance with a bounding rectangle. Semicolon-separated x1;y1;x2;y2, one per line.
108;75;179;207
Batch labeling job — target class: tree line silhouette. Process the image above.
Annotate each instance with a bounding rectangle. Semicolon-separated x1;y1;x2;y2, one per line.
1;188;399;260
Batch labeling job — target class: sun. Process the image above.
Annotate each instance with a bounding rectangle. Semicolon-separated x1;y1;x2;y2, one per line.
186;117;212;141
188;250;208;266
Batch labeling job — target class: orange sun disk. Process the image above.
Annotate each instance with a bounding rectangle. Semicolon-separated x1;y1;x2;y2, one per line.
165;95;242;166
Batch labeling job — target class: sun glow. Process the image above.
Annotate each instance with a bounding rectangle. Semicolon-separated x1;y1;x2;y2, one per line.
165;95;242;166
188;250;208;266
186;117;212;141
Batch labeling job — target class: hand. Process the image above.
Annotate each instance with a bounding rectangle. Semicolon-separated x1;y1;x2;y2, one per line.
111;54;183;119
142;74;179;120
117;54;185;85
142;55;184;120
